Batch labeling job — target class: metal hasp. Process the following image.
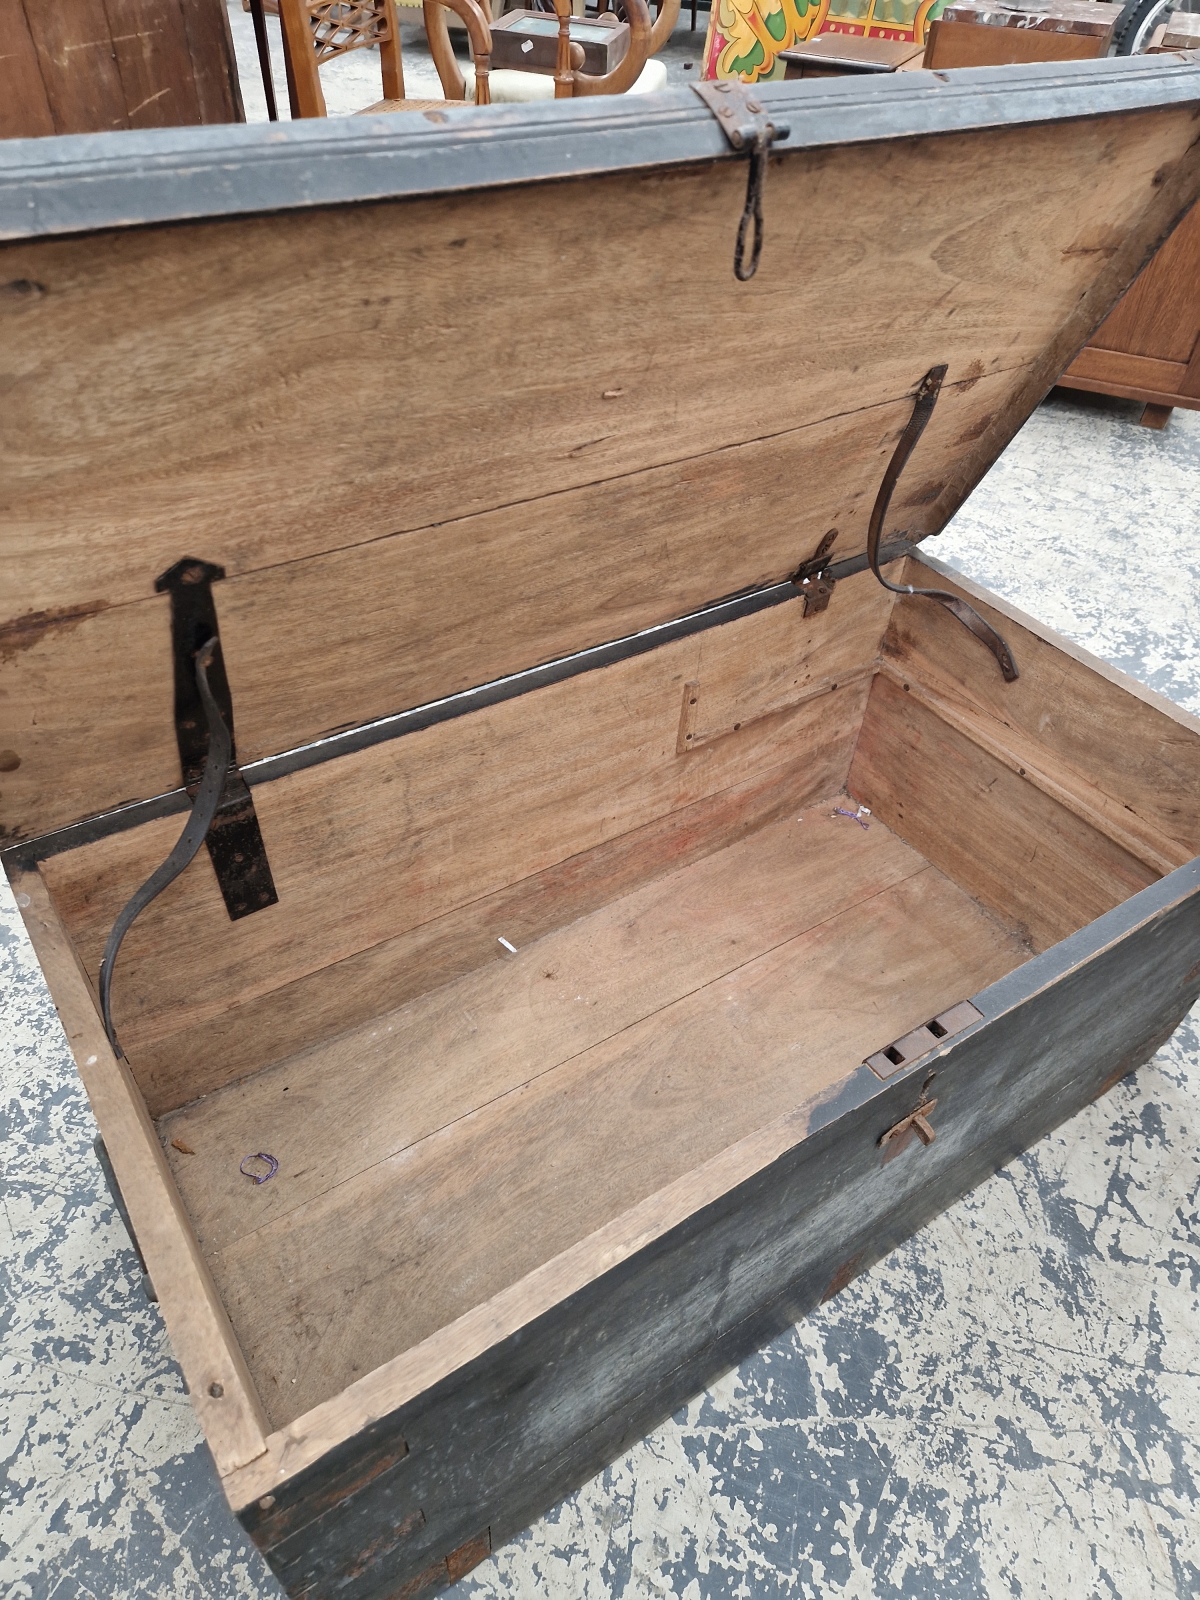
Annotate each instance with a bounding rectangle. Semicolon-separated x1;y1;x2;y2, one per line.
865;998;984;1079
867;366;1019;683
155;558;278;921
692;81;790;281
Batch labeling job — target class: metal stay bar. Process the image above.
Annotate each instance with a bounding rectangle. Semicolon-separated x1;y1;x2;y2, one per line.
3;538;915;872
7;364;1020;874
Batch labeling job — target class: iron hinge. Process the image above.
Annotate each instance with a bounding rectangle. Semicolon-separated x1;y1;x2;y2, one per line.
692;81;790;281
155;557;279;922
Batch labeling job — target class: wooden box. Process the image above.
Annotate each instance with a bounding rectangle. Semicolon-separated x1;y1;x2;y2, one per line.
488;8;630;76
4;58;1200;1600
924;0;1122;67
780;34;926;75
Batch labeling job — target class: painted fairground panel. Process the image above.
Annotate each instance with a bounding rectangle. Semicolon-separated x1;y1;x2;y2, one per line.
701;0;945;79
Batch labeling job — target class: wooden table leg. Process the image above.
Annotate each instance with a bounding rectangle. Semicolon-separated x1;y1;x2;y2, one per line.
1139;403;1174;430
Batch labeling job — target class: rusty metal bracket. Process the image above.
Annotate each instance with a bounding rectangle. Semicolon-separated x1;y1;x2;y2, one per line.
155;558;278;921
867;366;1019;683
692;81;790;281
792;528;839;616
865;999;982;1079
880;1099;939;1150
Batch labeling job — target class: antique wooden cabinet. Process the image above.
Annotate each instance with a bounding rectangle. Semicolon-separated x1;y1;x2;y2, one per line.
1060;198;1200;426
923;0;1122;69
3;57;1200;1599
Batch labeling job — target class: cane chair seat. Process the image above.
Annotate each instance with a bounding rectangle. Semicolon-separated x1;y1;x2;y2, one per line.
457;54;668;100
357;96;463;112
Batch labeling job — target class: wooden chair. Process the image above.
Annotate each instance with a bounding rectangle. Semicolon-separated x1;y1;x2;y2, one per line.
433;0;679;101
276;0;493;115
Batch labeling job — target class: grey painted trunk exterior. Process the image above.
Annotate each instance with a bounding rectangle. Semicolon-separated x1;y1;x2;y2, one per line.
239;861;1200;1598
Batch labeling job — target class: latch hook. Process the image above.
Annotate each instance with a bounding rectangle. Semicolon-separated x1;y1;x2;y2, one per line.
693;81;790;283
735;127;771;282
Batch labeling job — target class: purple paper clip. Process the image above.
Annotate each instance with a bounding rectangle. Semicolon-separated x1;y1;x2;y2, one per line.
240;1152;279;1184
833;806;870;831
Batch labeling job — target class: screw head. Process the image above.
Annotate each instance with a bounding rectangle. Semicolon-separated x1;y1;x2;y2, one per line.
209;1381;224;1398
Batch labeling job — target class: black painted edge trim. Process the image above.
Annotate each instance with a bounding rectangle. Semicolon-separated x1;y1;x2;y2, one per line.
0;55;1197;241
1;541;912;870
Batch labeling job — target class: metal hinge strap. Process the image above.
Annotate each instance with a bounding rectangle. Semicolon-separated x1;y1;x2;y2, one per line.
98;637;232;1058
867;366;1019;683
155;557;279;920
692;81;790;282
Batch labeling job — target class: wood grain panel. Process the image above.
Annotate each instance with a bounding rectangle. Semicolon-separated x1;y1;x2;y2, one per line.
0;2;55;138
179;0;244;124
135;744;848;1115
0;395;922;840
1063;346;1188;396
878;664;1189;878
161;799;934;1253
4;107;1197;629
40;598;884;1071
1055;370;1200;412
849;672;1159;950
105;0;203;128
23;0;131;133
925;20;1108;67
1083;200;1200;366
207;860;1025;1427
881;556;1200;859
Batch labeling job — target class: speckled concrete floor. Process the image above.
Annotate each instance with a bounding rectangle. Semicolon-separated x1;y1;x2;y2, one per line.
4;385;1199;1598
4;65;1200;1574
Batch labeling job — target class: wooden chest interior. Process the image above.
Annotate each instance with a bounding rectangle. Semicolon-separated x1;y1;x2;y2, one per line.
4;58;1200;1597
29;555;1200;1435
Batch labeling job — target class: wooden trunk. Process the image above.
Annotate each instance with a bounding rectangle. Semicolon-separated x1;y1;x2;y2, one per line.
3;58;1200;1600
923;0;1122;69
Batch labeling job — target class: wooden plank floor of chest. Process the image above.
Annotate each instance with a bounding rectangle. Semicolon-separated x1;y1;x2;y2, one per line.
3;57;1200;1599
